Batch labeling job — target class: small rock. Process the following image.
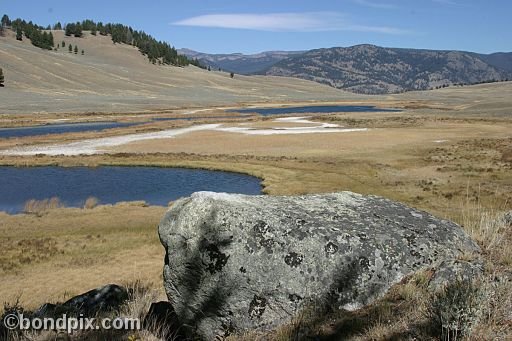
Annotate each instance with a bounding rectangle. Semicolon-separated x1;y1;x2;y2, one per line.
33;284;128;319
61;284;128;317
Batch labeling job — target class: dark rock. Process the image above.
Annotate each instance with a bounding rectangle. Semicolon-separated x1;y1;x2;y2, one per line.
158;191;480;339
61;284;128;317
32;303;57;318
0;322;8;341
143;301;183;340
33;284;128;319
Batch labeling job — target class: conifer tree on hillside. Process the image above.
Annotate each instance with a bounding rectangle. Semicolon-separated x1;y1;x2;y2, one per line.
62;40;65;47
1;14;10;27
81;49;84;55
16;26;22;41
65;22;83;37
0;68;4;87
68;44;72;53
74;45;78;54
5;15;200;66
74;23;82;37
53;22;62;30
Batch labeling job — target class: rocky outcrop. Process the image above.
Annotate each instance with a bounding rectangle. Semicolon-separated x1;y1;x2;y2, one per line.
159;191;480;339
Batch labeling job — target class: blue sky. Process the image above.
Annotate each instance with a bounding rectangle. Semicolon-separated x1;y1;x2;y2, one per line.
1;0;510;54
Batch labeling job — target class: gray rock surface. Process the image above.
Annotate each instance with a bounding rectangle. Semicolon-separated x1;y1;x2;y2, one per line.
429;259;484;290
158;191;480;339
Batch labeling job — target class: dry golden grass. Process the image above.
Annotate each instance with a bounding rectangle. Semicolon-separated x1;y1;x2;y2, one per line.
23;197;64;215
83;196;99;209
0;204;167;309
1;96;511;339
0;114;510;314
2;280;172;341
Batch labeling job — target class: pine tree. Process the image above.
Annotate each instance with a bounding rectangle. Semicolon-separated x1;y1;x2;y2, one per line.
68;44;72;53
74;45;78;54
1;14;10;27
53;22;62;30
16;26;22;41
48;31;54;48
62;40;65;47
65;24;72;36
81;49;84;55
0;68;4;87
74;23;82;37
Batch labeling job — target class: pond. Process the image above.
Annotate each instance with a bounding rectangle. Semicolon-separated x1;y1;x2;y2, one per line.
227;105;400;116
0;166;262;214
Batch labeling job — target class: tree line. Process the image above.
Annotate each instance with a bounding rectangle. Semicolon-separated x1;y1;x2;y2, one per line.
63;19;200;66
3;15;54;50
1;14;202;67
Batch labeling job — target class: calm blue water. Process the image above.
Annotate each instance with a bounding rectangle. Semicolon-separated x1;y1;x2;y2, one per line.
0;116;246;139
0;122;138;139
0;166;262;214
228;105;400;116
0;106;399;139
151;115;246;122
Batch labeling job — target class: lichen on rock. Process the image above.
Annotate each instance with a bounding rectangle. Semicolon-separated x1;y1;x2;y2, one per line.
158;191;480;339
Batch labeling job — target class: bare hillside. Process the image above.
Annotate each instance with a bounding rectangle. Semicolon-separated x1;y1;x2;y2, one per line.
0;31;357;114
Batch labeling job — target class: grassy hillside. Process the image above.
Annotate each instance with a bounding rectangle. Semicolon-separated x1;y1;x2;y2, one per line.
0;30;359;114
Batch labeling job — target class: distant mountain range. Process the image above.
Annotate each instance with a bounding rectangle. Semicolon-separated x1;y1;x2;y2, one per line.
180;45;512;94
178;49;304;74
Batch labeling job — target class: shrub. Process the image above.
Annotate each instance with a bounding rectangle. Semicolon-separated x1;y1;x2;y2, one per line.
83;196;99;209
23;197;64;215
427;279;484;340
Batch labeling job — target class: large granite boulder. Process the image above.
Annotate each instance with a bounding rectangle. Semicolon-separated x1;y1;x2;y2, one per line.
158;191;480;339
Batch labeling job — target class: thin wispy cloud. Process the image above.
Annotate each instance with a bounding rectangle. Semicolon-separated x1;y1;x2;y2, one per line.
353;0;397;10
172;12;410;35
432;0;458;5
